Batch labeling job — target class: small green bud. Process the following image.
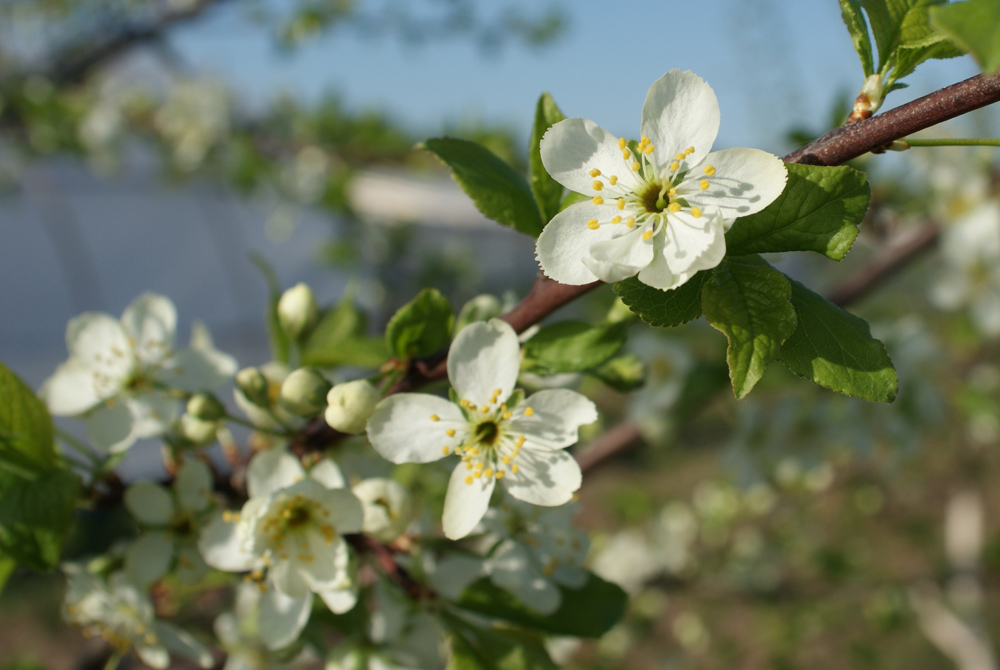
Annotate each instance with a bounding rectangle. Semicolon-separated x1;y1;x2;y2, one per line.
235;367;270;407
180;414;219;446
455;294;502;333
186;392;225;421
325;379;381;434
278;367;331;417
277;282;319;341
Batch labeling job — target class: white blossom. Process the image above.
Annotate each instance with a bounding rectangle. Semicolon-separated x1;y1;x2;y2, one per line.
62;565;212;668
536;69;786;290
198;449;363;649
352;478;412;542
367;319;597;540
40;293;237;453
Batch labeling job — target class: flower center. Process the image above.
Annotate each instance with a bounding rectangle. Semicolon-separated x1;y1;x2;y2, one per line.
474;420;500;445
639;180;672;214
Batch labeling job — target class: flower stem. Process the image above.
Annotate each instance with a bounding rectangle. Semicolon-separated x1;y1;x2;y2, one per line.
223;412;292;437
55;427;102;465
895;138;1000;148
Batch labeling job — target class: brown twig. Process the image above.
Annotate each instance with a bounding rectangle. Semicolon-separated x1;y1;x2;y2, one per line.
783;71;1000;166
576;421;643;473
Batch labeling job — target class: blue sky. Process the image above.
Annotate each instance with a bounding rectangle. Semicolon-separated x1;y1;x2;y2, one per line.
168;0;982;154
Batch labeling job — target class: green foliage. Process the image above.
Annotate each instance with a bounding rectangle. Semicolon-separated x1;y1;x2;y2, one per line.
931;0;1000;73
301;295;389;368
0;467;79;571
421;138;543;238
385;288;455;360
841;0;965;91
521;321;627;375
250;254;291;365
779;278;898;403
841;0;876;76
529;93;566;225
589;353;647;392
726;164;871;261
613;272;709;328
0;362;55;471
446;614;557;670
0;553;14;597
702;258;798;399
456;573;628;638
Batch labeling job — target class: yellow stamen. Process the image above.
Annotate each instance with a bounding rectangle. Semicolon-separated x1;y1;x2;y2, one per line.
626;217;636;228
618;138;626;150
675;153;685;160
465;476;473;485
475;462;484;470
586;219;600;230
622;149;631;160
631;161;640;172
642;230;653;240
474;470;482;479
480;406;489;414
430;414;440;421
668;187;677;199
685;146;695;155
484;469;494;478
691;207;702;218
589;168;601;177
640;135;650;146
502;411;512;419
592;180;603;191
592;196;604;205
443;446;450;455
524;407;534;416
667;202;682;213
644;144;655;155
496;470;505;479
699;179;709;190
611;216;622;224
466;462;473;470
502;455;511;464
670;161;679;171
459;399;469;407
703;164;716;176
446;429;456;437
617;198;625;210
511;464;519;474
609;175;618;186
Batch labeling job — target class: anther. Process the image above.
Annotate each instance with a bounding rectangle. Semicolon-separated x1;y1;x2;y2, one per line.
442;446;450;455
670;161;680;171
592;181;603;191
644;144;655;155
480;406;489;414
589;168;601;177
586;219;600;230
618;138;626;150
465;476;473;485
496;471;505;479
524;407;534;416
430;414;440;422
703;165;716;176
609;175;618;186
699;179;709;190
474;470;483;479
484;469;494;478
642;230;653;240
617;198;625;210
685;146;695;155
622;149;631;160
511;464;519;474
667;202;682;213
674;153;685;160
626;217;635;228
592;196;604;205
631;161;640;172
668;187;677;199
691;207;702;218
447;429;456;437
611;216;622;224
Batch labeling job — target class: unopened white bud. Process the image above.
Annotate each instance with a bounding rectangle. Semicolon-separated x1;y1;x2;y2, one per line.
180;414;219;445
352;478;411;541
278;367;331;417
277;282;319;341
324;380;381;434
186;391;225;421
235;367;270;407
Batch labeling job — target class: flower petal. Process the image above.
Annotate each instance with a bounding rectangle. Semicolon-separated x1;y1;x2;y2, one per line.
198;511;257;572
489;541;561;614
166;323;238;392
40;359;103;416
121;293;177;368
269;554;311;599
694;148;787;220
540;118;640;196
125;481;175;524
663;210;724;276
309;457;346;489
318;581;358;615
124;532;175;586
129;392;180;440
582;226;654;283
442;462;495;540
448;319;520;408
86;402;137;453
641;70;720;167
258;589;311;650
508;390;597;450
150;621;214;669
502;449;581;507
247;449;305;498
175;459;214;514
367;394;465;464
637;230;683;290
536;202;625;285
66;313;133;390
299;536;350;593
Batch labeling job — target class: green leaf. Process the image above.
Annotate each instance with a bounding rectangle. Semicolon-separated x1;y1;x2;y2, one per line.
0;467;79;570
889;3;965;84
456;573;628;638
778;278;898;403
589;353;647;392
250;254;290;365
301;295;389;368
931;0;1000;73
726;164;871;261
702;258;798;399
446;615;558;670
859;0;955;75
385;288;455;360
841;0;876;76
0;553;15;597
613;271;708;328
521;321;627;375
529;93;566;225
422;138;543;237
0;362;55;471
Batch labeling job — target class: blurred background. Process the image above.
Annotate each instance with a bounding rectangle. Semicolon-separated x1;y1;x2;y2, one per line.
2;0;1000;668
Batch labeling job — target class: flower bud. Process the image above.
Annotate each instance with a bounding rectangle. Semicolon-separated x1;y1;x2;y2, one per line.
455;294;502;332
278;367;331;417
277;282;319;341
235;367;270;407
180;414;219;445
324;379;381;434
352;478;411;541
186;391;225;421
